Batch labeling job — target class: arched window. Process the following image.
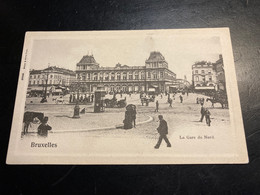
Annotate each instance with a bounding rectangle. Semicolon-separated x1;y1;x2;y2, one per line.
117;72;121;80
93;73;98;81
153;72;157;79
99;72;103;81
111;72;115;80
123;72;127;80
147;71;151;79
128;72;133;80
141;72;145;80
135;72;139;80
105;72;109;81
195;76;199;81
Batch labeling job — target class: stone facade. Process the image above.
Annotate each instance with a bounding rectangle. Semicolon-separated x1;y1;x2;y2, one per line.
75;51;176;93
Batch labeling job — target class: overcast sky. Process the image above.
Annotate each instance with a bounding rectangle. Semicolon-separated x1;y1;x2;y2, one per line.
30;33;222;82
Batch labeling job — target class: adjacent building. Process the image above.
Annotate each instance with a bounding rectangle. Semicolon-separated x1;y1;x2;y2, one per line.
74;51;176;94
191;54;226;91
28;66;76;96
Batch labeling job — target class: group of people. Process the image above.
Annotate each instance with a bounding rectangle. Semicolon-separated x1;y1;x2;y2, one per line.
69;94;94;103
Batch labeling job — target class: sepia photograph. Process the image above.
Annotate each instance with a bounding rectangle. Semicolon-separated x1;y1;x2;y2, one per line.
6;28;248;164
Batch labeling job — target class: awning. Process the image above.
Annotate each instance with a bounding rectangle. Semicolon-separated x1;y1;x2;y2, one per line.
150;84;158;88
195;86;215;90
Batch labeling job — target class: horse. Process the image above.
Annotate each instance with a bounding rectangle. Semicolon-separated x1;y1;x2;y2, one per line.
206;98;228;109
23;111;44;134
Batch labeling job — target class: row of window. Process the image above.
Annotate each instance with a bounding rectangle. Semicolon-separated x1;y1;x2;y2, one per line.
30;74;63;79
194;76;212;82
77;71;165;81
193;70;212;74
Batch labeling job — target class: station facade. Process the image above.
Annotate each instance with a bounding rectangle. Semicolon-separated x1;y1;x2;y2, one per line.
75;51;176;94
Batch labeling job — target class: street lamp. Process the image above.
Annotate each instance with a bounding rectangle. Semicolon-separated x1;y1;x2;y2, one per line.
72;76;81;118
41;68;49;103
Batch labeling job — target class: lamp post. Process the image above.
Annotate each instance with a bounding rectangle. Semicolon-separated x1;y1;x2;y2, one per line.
72;76;81;118
41;68;49;103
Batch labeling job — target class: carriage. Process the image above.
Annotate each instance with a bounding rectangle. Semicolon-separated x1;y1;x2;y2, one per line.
104;97;127;108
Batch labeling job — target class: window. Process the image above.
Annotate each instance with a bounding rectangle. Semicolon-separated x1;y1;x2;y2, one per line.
153;72;157;79
201;70;205;74
129;72;133;80
196;76;199;81
99;73;103;81
105;73;109;81
93;73;98;81
141;72;145;80
111;72;115;80
195;70;198;74
209;76;212;81
160;71;163;78
123;72;127;80
117;72;121;80
147;72;151;79
135;72;139;80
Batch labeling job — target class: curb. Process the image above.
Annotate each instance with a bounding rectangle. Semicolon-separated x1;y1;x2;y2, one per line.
52;115;154;133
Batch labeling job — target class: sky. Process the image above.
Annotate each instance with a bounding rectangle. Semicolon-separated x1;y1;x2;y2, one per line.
30;33;222;82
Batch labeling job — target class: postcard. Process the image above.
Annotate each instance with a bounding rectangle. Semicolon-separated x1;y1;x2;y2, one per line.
6;28;248;164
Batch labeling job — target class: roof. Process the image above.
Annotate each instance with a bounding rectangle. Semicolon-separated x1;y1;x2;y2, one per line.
43;66;76;75
78;55;98;65
146;51;166;63
30;69;42;74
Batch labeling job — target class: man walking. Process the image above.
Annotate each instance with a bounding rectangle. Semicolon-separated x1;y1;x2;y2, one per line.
154;115;171;149
200;103;206;122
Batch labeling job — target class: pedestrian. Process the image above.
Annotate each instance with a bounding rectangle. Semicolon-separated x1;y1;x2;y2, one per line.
154;115;171;149
205;108;211;126
146;99;149;106
169;98;172;107
91;94;94;102
155;100;159;112
200;103;206;122
69;94;72;103
37;116;52;137
123;106;133;129
179;95;183;103
132;105;137;127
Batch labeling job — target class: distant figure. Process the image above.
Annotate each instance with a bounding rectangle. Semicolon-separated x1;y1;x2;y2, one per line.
37;117;52;137
123;105;133;129
155;100;159;112
154;115;171;149
200;104;206;122
179;95;183;103
146;99;149;106
205;108;211;126
132;106;137;128
169;98;173;107
91;94;94;102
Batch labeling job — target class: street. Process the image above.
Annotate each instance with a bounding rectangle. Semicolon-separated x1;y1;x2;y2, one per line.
19;92;236;160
